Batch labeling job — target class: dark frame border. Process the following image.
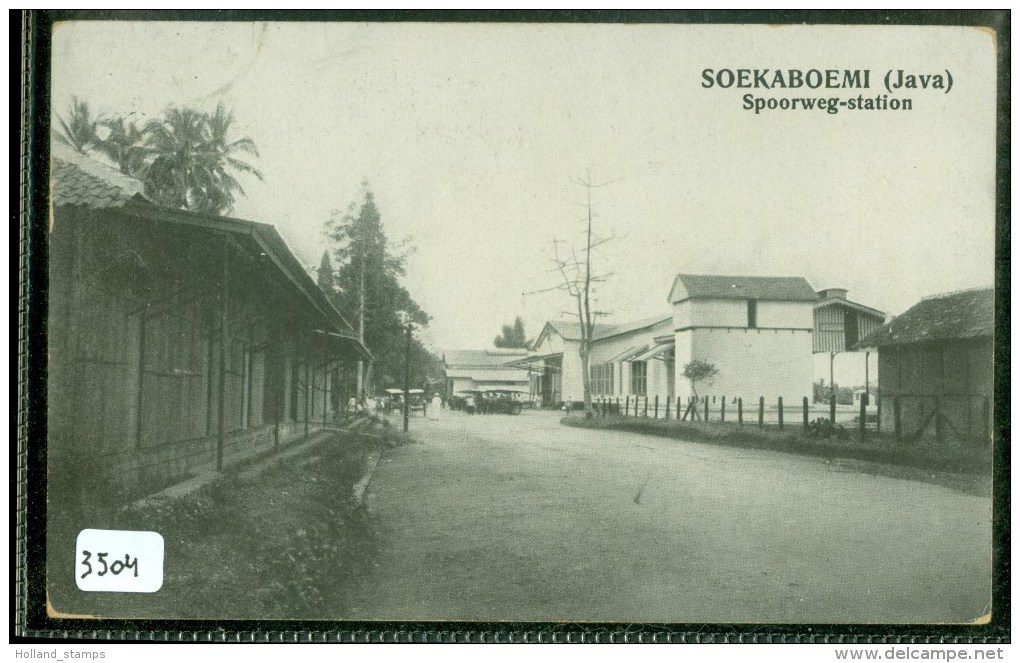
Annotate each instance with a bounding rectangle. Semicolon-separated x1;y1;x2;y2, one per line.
15;8;1010;644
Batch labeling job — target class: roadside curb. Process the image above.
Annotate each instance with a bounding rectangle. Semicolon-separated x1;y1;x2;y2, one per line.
353;449;382;507
129;423;370;508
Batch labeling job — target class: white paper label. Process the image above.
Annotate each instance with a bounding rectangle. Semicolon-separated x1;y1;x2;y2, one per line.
75;529;164;593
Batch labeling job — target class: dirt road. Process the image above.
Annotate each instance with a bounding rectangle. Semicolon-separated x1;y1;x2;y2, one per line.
345;410;991;623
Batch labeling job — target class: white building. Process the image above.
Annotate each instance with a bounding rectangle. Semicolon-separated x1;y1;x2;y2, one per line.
669;274;818;404
522;274;884;410
525;316;672;406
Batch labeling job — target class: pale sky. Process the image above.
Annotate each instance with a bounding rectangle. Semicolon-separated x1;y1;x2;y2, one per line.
51;21;998;353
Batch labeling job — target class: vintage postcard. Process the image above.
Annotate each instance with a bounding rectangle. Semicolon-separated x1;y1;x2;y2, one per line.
19;11;1007;640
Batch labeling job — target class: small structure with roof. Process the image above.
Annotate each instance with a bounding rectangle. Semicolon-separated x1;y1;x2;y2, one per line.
443;349;531;396
858;287;994;443
812;287;886;400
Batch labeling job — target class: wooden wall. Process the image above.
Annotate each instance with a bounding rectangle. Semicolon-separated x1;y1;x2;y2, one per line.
877;338;992;442
47;207;348;503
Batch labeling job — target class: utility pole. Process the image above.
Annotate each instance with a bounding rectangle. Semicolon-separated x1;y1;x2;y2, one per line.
403;321;412;432
864;350;870;406
829;351;836;400
356;224;366;402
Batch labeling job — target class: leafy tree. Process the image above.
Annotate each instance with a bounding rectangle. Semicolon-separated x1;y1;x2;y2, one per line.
494;316;529;349
325;187;440;396
683;360;718;419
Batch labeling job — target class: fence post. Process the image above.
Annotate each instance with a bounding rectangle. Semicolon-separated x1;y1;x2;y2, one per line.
778;397;784;430
616;397;620;416
803;396;809;431
830;394;837;423
665;396;670;420
859;395;867;442
704;397;709;422
625;395;630;417
643;396;649;418
894;396;902;442
654;395;659;419
876;394;882;434
720;397;726;422
677;397;682;420
982;396;990;442
934;396;943;442
758;396;764;428
738;398;743;425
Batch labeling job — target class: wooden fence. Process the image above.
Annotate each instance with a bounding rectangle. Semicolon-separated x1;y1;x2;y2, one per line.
592;394;882;441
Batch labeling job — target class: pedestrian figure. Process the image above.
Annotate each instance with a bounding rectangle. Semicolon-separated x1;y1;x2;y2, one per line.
429;393;442;420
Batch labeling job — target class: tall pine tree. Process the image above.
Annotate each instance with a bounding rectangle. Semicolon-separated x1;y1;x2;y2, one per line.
324;187;440;395
494;316;529;349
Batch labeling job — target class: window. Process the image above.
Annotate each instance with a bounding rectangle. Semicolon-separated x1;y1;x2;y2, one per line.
631;361;647;396
844;311;859;348
747;299;758;328
590;363;615;395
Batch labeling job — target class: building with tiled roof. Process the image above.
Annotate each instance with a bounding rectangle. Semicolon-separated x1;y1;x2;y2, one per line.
47;144;369;512
50;141;145;208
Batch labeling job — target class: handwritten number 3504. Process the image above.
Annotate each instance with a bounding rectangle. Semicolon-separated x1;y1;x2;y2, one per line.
80;550;139;579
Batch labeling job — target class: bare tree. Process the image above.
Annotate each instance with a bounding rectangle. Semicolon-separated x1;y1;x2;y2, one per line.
527;172;616;417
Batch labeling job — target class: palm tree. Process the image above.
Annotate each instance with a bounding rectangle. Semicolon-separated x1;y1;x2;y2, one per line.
54;97;97;154
141;104;263;216
93;115;147;178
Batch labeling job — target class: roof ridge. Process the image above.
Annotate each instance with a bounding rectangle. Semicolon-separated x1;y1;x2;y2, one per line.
920;286;994;301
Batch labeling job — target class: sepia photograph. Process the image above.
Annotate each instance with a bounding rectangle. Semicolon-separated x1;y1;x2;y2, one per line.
20;11;1005;638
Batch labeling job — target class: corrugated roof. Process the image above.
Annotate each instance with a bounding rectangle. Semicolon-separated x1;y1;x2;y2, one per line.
607;345;648;363
50;141;145;209
544;315;670;342
669;274;819;303
858;288;994;348
545;321;619;341
445;368;530;382
815;296;885;320
595;315;672;340
445;349;529;368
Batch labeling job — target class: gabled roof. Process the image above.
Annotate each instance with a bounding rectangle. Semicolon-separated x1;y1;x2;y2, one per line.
668;274;819;304
858;288;994;348
814;287;885;319
51;141;146;208
815;296;885;320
